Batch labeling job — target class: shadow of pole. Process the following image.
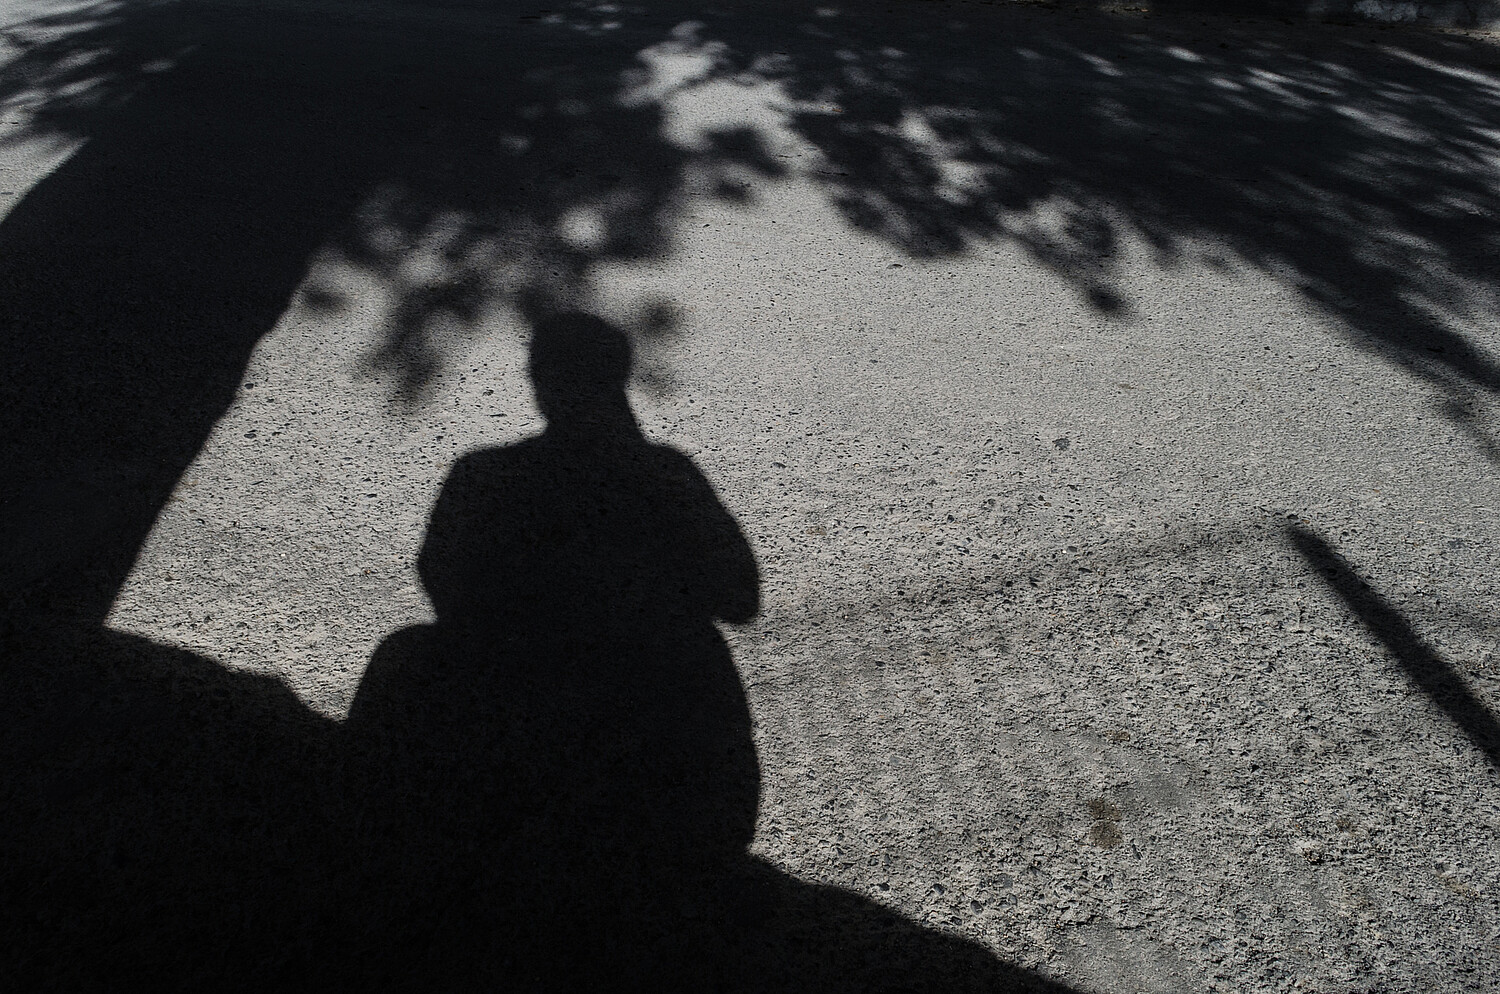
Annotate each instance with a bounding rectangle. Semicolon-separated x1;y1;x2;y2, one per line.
1287;523;1500;767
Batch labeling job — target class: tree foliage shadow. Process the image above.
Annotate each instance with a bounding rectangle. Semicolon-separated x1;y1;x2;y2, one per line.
0;0;782;619
759;3;1500;399
0;315;1073;991
1142;0;1494;27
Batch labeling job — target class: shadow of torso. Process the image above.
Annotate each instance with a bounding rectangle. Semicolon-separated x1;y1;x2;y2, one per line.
332;389;1068;991
344;423;763;986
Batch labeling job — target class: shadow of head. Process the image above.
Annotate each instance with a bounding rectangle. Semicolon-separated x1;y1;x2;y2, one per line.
529;311;635;429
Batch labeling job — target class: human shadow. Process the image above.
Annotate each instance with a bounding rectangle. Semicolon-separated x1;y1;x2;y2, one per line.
0;315;1074;991
337;312;1071;990
339;310;763;987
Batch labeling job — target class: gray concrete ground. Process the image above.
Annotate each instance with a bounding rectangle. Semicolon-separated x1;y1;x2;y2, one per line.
2;0;1499;990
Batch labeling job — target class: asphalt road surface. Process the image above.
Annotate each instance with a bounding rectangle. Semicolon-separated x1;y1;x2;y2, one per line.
2;0;1498;990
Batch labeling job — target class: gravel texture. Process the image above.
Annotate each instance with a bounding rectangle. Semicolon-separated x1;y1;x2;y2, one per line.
2;0;1498;990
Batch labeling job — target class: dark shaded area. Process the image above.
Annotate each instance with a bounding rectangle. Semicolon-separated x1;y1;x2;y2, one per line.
1143;0;1495;28
0;316;1070;990
4;0;1500;984
1288;524;1500;767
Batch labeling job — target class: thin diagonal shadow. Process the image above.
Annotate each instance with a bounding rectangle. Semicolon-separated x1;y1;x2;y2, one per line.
1287;524;1499;767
